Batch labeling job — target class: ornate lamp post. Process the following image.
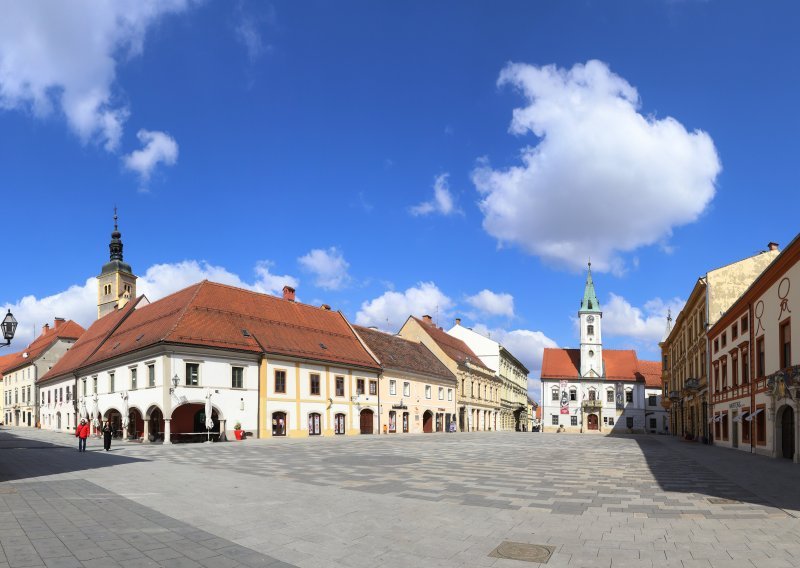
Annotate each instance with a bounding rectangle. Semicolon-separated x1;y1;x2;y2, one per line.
1;310;17;347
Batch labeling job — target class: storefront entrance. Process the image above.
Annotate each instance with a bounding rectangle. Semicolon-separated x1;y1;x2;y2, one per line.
360;409;374;434
422;410;433;433
272;412;287;436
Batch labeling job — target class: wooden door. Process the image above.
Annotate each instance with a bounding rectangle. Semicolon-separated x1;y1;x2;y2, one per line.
588;414;599;430
360;409;374;434
782;407;794;459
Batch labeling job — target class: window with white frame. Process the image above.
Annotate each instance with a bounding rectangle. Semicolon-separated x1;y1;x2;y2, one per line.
438;387;444;400
389;380;396;395
551;387;559;401
447;389;453;401
425;385;432;399
130;367;137;390
186;363;199;386
551;415;559;425
109;372;115;393
148;364;155;387
403;382;410;397
625;389;633;403
232;366;244;389
606;389;614;402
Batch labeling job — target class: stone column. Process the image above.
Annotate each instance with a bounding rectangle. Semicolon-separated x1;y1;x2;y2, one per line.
164;418;172;444
142;418;150;444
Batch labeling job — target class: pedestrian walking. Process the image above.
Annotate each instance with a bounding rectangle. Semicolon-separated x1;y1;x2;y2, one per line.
102;420;113;451
76;419;90;452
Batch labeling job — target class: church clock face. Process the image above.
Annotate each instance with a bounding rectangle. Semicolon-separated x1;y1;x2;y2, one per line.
587;315;595;323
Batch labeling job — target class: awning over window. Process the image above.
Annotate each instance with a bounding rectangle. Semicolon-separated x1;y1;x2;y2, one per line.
745;408;763;422
733;411;750;423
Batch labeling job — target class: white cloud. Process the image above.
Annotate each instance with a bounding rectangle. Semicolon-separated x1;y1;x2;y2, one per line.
355;282;453;331
298;247;351;290
473;59;721;274
470;323;558;402
602;293;684;346
465;290;515;318
0;1;192;151
1;259;298;349
234;3;274;62
410;173;460;217
123;129;179;187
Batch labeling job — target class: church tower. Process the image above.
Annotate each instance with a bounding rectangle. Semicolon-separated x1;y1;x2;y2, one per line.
97;209;137;319
579;262;603;377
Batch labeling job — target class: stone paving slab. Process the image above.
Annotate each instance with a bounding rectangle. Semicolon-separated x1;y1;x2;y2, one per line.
3;428;800;567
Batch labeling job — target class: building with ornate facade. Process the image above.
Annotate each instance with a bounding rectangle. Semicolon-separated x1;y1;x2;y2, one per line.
661;244;780;441
398;316;500;431
541;265;662;433
447;321;530;431
708;234;799;462
354;326;457;433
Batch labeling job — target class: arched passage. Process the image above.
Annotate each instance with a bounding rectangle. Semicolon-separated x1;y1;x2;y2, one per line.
170;403;221;442
422;410;433;433
128;408;144;440
104;408;122;438
147;406;164;442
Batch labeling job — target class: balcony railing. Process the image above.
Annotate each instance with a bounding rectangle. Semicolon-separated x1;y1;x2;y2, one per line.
582;399;603;410
668;390;680;401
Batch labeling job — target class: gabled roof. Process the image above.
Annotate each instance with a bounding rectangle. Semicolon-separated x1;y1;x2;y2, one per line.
2;320;85;375
540;347;661;383
39;300;140;383
410;317;492;372
41;280;380;381
353;326;456;383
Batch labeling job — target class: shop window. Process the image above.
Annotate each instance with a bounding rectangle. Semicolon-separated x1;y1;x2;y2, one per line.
756;406;766;445
308;413;321;436
389;411;397;433
722;413;729;440
334;413;345;435
714;415;721;439
742;408;751;443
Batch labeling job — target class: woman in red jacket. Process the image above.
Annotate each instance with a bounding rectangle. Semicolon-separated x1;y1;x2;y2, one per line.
75;419;90;452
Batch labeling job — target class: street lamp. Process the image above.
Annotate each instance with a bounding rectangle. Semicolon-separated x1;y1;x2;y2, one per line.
170;374;179;394
1;310;17;347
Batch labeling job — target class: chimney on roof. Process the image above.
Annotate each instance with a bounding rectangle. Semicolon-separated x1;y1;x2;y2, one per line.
455;318;461;326
320;304;331;310
42;323;50;335
768;242;779;251
283;285;296;302
54;318;65;329
422;315;433;325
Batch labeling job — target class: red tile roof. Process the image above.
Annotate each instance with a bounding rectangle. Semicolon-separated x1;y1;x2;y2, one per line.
540;348;661;383
409;317;493;372
638;360;663;388
354;326;456;383
2;320;85;375
39;300;140;384
41;280;380;381
0;352;20;375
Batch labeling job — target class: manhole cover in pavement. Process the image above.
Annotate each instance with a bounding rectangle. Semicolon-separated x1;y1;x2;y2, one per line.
707;497;741;504
489;541;554;563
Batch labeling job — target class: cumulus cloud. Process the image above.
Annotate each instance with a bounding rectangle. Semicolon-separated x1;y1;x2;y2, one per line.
602;293;684;346
355;282;453;331
410;173;460;217
234;2;274;62
471;323;558;401
0;1;192;151
465;290;515;318
473;59;721;273
123;129;179;187
1;259;298;349
298;247;351;290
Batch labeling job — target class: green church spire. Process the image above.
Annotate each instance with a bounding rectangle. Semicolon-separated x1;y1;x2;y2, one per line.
580;262;601;313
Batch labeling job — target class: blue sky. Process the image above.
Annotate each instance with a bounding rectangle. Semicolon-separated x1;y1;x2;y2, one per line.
2;1;799;399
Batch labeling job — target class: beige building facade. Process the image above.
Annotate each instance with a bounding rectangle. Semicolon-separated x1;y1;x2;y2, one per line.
662;244;780;441
399;316;501;431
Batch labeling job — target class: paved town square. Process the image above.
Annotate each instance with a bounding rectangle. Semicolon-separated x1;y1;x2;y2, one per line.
1;429;799;568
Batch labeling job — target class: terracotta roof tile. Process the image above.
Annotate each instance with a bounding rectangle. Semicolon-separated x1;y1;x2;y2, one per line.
0;352;20;375
541;347;661;383
2;320;85;375
411;317;493;372
638;360;663;388
354;326;456;383
45;281;380;378
39;301;139;383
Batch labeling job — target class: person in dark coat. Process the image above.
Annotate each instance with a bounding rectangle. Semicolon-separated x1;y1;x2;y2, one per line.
76;419;90;452
102;420;113;451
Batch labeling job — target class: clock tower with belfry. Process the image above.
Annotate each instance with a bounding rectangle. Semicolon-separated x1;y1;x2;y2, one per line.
97;208;137;319
579;262;603;377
